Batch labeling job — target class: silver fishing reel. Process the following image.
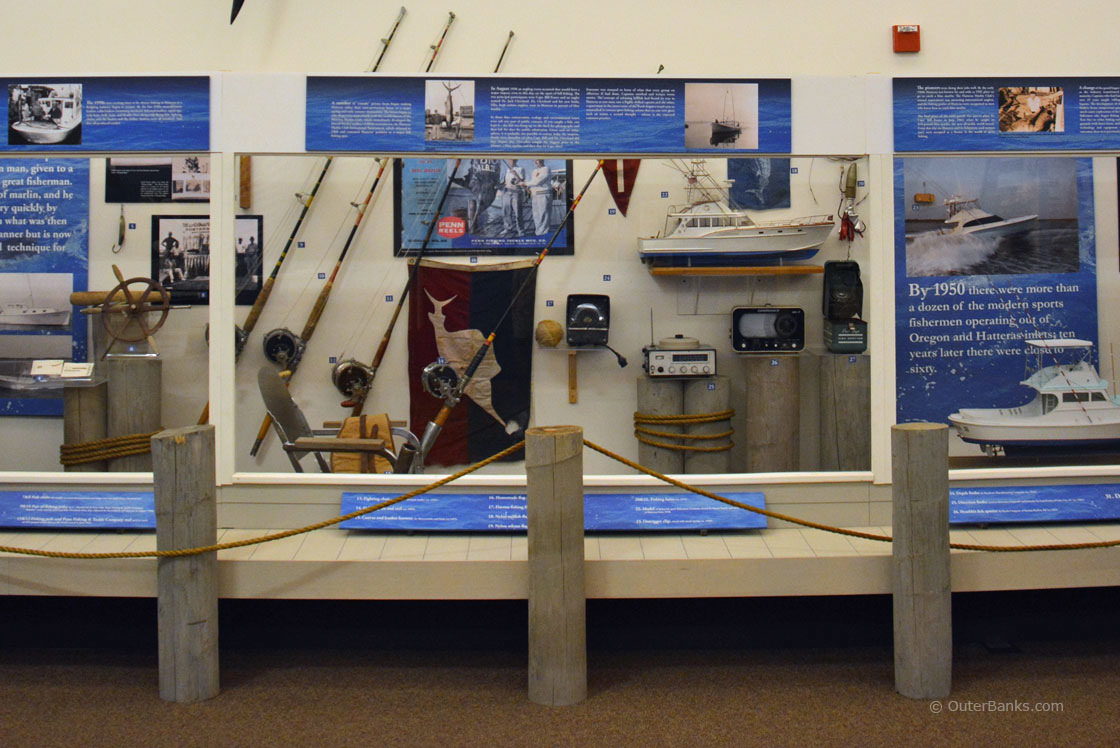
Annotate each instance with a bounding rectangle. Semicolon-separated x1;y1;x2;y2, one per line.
331;358;375;398
420;360;460;401
202;323;250;357
262;327;306;368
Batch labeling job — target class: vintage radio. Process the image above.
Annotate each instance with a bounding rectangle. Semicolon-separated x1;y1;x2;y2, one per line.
642;335;717;377
731;306;805;353
565;294;610;347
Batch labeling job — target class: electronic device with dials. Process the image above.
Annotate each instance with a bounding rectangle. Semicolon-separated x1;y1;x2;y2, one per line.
642;334;717;377
731;306;805;353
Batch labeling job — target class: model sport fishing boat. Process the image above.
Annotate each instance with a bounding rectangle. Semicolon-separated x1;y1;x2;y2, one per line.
637;160;834;267
947;338;1120;455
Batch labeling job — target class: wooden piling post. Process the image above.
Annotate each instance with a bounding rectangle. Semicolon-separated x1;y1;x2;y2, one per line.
525;425;586;706
63;383;107;471
636;377;685;474
891;422;952;699
153;424;219;703
105;357;162;471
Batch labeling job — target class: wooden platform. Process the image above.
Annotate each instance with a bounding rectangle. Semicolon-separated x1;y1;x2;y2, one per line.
4;523;1119;599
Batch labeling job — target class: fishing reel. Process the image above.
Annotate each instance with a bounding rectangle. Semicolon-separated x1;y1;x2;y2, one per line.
331;358;375;400
203;324;250;358
262;327;306;368
420;360;460;402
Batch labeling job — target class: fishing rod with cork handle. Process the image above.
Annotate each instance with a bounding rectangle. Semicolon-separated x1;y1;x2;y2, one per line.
198;7;409;426
333;29;517;414
414;160;605;464
250;158;462;456
248;11;456;456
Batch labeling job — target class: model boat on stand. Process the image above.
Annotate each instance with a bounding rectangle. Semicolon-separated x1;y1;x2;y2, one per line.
937;196;1038;238
637;160;833;267
947;339;1120;456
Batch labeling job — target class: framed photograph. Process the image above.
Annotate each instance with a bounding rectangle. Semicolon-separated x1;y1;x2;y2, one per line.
106;156;210;203
151;214;262;305
394;158;574;257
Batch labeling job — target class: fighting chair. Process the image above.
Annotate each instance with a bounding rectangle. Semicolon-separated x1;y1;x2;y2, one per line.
257;366;419;473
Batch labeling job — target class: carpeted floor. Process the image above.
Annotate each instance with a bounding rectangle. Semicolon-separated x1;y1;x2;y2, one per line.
2;593;1119;747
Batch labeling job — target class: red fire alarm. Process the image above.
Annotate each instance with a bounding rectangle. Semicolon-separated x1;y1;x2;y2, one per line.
893;24;921;53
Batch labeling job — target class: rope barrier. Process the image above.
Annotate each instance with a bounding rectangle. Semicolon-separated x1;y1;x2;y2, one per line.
582;439;1120;554
0;441;524;560
3;436;1120;559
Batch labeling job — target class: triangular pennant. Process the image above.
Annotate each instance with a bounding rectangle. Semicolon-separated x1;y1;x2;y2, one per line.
601;159;641;216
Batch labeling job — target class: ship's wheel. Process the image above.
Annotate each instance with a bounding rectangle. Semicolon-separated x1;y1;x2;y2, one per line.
99;269;170;356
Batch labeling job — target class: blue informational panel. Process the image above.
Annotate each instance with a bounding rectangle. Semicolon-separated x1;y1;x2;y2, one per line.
0;157;89;416
894;156;1097;424
894;77;1120;152
3;76;209;152
951;484;1120;524
306;77;791;154
339;491;767;532
0;490;155;529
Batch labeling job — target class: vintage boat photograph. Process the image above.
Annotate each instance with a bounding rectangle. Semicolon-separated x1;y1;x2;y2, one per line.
948;339;1120;456
637;160;833;267
7;83;83;145
683;82;758;150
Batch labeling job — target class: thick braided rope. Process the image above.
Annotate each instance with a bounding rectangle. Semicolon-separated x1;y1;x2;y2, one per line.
584;439;1120;553
59;431;159;466
0;441;524;560
634;410;734;425
634;409;734;453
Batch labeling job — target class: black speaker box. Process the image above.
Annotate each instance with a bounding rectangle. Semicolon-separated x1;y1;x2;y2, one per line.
566;294;610;346
823;260;863;320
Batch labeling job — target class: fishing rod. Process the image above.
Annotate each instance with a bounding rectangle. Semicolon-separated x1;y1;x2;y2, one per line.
332;28;516;415
249;11;454;456
198;7;409;427
250;158;461;456
414;160;605;462
426;11;456;72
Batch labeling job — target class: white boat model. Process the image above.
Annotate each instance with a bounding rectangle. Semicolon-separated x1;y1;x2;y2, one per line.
0;303;71;326
638;160;833;266
939;196;1038;238
948;339;1120;455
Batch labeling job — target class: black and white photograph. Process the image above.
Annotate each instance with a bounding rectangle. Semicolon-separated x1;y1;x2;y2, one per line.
151;215;263;305
683;82;758;149
998;86;1065;133
7;83;83;145
424;79;475;142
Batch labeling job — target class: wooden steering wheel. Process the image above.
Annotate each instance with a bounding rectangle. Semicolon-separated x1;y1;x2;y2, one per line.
100;268;170;352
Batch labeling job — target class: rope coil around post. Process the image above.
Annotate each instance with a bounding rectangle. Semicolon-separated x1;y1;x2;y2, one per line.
633;409;734;453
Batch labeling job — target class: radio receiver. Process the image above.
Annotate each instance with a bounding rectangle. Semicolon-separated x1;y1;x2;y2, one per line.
731;306;805;353
643;334;716;377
